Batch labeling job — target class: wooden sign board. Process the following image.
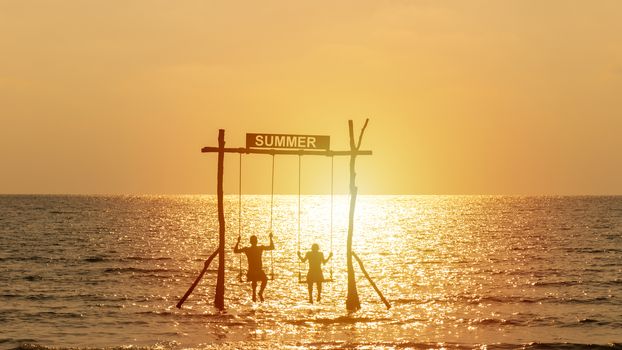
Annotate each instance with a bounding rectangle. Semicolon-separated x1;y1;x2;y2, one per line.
246;133;330;150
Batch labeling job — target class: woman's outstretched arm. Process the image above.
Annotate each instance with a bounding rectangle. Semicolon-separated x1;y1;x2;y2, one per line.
265;231;275;251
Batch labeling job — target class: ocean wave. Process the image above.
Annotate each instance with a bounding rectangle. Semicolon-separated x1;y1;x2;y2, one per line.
286;316;391;325
84;256;107;262
393;295;553;305
3;256;65;262
491;295;618;306
7;341;622;350
22;275;43;281
75;256;175;263
7;311;86;322
578;318;600;324
103;267;189;274
48;210;78;215
393;294;618;307
532;279;622;288
9;344;161;350
466;296;550;304
562;296;618;304
125;256;173;261
470;317;526;326
522;342;622;349
557;318;618;328
1;293;133;303
564;247;622;254
532;280;584;287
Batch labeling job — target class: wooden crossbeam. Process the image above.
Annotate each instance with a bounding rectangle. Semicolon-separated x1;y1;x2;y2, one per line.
201;147;372;156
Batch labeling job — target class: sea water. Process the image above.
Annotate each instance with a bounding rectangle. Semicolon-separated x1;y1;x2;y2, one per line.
1;195;621;349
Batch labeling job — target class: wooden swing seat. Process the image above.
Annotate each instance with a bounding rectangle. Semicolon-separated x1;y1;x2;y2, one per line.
297;278;334;284
237;272;275;283
297;272;334;284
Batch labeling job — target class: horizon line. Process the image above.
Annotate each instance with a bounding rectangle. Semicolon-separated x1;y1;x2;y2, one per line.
1;193;621;197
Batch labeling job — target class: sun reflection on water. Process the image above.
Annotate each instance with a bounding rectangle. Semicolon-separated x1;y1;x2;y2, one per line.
2;195;620;348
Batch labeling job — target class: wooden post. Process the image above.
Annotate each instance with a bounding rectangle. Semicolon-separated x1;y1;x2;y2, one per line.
214;129;226;309
345;119;368;311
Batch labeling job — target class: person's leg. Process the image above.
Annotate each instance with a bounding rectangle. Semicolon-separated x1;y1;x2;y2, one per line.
258;277;267;302
251;281;257;302
307;282;313;303
317;281;322;302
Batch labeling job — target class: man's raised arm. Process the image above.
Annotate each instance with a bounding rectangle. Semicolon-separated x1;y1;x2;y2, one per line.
233;236;242;253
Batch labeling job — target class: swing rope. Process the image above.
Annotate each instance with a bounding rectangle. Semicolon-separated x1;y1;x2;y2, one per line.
269;155;275;280
238;154;276;281
238;153;243;282
329;155;334;280
296;155;335;283
297;154;302;282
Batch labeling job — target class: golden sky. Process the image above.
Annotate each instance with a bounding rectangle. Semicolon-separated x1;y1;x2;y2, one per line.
1;1;621;195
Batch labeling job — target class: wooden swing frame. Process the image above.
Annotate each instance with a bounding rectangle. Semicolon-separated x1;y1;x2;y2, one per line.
176;119;390;311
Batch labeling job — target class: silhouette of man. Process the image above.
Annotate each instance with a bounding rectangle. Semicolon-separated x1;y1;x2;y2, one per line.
234;232;274;302
298;243;332;303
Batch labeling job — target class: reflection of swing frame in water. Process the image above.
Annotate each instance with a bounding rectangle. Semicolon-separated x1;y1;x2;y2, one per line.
177;120;390;311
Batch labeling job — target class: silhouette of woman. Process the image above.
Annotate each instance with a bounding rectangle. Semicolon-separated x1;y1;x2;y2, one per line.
297;243;332;303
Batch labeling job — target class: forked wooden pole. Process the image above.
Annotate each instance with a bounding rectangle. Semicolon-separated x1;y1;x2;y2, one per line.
176;249;219;309
345;119;369;311
352;251;391;310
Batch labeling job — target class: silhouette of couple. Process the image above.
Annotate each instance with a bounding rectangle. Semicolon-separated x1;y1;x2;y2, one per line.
234;234;332;303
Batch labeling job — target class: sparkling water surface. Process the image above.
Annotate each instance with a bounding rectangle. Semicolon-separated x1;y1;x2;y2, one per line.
1;195;621;349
